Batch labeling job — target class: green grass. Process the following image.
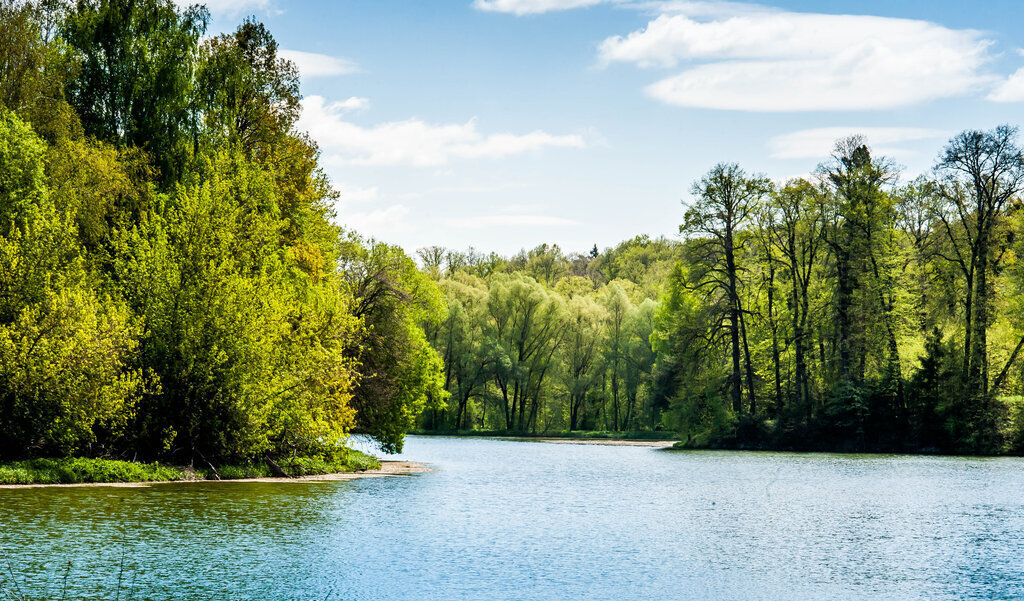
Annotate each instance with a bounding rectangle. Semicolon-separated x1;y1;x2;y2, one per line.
0;448;381;485
0;458;184;485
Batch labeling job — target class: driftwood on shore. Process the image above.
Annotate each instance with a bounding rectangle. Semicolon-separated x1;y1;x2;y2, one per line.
264;456;291;478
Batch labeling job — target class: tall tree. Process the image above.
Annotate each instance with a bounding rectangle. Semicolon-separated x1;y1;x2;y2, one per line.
769;179;825;419
681;163;772;414
933;126;1024;397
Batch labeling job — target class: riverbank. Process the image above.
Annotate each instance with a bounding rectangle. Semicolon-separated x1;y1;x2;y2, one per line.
0;450;406;486
0;460;429;488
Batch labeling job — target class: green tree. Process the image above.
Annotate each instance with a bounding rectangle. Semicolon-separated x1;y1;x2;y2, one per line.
0;111;143;458
681;163;772;415
559;294;605;430
486;273;566;432
341;238;448;453
62;0;208;182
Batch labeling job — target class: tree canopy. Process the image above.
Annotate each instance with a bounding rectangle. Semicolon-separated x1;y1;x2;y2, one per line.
0;0;444;460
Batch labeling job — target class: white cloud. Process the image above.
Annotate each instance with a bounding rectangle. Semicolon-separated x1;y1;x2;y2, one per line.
279;49;359;77
339;204;412;234
299;96;586;166
471;0;758;16
441;215;580;228
500;203;543;213
340;185;379;203
768;127;945;159
988;68;1024;103
334;96;370;112
472;0;609;15
599;10;994;111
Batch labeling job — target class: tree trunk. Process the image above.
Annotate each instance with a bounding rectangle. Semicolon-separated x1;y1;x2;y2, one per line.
971;234;989;396
726;230;743;414
768;263;783;414
740;308;756;415
836;248;853;382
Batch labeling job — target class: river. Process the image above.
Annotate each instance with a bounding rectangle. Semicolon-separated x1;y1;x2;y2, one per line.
2;436;1023;600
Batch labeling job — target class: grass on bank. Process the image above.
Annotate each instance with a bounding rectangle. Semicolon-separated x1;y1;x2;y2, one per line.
410;429;678;441
0;450;381;485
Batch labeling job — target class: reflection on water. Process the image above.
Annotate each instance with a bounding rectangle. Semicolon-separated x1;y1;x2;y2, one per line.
2;437;1023;600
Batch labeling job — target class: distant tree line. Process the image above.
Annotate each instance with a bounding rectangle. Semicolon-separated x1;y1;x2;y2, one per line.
418;130;1024;455
418;238;682;433
0;0;444;461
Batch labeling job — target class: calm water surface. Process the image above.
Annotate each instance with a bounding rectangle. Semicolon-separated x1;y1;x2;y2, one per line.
2;437;1023;600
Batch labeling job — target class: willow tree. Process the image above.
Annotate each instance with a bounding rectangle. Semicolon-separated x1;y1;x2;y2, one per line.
601;282;632;430
341;238;448;453
430;272;492;430
559;295;606;431
486;273;566;432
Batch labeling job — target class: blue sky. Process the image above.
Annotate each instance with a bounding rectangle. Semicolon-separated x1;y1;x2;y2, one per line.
192;0;1024;256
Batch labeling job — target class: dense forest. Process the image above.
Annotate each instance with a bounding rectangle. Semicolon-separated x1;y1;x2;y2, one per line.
417;133;1024;455
0;0;445;462
3;0;1024;464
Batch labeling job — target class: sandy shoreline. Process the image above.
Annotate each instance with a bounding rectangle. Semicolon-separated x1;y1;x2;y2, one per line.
0;460;431;489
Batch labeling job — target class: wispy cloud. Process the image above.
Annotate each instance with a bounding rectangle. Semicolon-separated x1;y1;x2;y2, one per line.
988;68;1024;103
339;185;379;203
472;0;610;15
768;127;945;159
333;96;370;112
279;50;359;77
299;95;586;167
473;0;763;16
339;204;412;234
599;10;994;111
441;214;581;228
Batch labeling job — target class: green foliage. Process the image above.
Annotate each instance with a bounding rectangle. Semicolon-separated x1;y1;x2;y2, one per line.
0;448;381;484
0;3;442;467
420;250;665;435
342;238;448;453
4;0;1024;465
654;133;1024;454
196;18;300;156
0;112;143;458
0;458;183;484
62;0;209;182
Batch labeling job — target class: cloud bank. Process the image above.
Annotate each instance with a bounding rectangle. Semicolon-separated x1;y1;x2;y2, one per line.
299;96;586;166
599;11;993;111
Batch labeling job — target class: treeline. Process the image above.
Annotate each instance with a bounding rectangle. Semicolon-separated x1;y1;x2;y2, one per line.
4;2;1024;461
417;237;680;433
0;0;444;462
419;131;1024;455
